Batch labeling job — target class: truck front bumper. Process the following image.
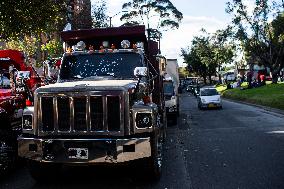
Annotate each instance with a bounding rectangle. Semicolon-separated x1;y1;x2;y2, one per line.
18;137;151;164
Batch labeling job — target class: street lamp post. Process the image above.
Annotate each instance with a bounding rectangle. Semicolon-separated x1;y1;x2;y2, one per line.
108;11;128;27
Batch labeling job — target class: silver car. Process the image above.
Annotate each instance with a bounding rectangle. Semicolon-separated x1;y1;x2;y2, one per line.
197;87;222;109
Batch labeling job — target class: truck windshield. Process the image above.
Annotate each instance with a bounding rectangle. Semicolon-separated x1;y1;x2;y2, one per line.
59;52;143;80
164;82;174;95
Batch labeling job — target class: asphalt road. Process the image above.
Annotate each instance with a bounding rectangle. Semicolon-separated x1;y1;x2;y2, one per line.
1;92;284;189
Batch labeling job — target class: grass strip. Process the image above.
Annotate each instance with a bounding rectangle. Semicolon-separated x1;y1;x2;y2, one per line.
216;83;284;110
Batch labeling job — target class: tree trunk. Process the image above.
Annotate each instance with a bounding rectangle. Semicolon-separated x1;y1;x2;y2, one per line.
209;75;212;85
218;65;222;84
203;76;207;85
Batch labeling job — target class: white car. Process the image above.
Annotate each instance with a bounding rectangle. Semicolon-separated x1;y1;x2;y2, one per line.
197;87;222;109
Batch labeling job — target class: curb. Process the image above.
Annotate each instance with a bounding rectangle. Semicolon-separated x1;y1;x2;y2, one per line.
223;98;284;116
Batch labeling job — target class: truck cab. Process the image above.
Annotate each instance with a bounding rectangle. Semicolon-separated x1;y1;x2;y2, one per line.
18;26;166;181
0;49;41;173
163;77;178;124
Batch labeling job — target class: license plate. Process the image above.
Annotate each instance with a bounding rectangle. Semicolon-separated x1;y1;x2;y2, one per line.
208;104;215;108
68;148;88;160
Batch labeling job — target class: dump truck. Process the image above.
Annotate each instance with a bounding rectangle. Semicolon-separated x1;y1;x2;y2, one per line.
18;25;167;181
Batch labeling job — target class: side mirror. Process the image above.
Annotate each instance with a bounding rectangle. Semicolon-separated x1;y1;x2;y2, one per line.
134;67;147;77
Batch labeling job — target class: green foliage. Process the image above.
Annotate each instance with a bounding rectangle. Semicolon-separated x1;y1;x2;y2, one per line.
120;0;183;31
181;29;235;84
222;83;284;110
41;39;63;58
226;0;284;83
5;36;39;57
0;0;67;38
92;0;108;28
178;67;189;78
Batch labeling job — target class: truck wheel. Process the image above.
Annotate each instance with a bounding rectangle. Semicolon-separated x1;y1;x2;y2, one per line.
0;130;16;174
146;135;163;181
27;161;61;182
171;113;178;125
162;112;167;142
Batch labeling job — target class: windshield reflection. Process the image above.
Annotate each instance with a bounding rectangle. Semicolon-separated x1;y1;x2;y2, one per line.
59;52;143;80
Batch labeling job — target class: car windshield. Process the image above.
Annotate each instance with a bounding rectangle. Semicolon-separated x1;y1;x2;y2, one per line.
59;52;143;80
200;88;219;96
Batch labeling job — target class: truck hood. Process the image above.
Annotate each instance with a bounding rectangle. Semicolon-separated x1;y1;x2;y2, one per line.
36;80;138;93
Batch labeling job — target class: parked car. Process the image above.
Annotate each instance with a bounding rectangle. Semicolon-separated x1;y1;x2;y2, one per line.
223;72;236;83
186;77;199;92
197;87;222;109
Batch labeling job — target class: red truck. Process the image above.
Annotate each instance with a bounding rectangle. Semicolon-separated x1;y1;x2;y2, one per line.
18;25;168;181
0;49;41;173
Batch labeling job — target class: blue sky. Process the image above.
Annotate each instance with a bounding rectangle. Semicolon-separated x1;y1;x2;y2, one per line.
91;0;234;65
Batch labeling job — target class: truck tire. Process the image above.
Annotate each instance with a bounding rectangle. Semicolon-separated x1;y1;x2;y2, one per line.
162;113;167;142
27;161;62;182
0;129;16;175
145;134;163;181
172;113;178;125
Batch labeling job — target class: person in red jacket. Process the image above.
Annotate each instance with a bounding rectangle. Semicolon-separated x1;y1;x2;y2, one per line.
260;74;265;86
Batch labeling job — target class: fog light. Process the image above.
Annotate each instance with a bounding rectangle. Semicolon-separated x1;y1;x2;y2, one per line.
29;144;37;152
22;115;32;130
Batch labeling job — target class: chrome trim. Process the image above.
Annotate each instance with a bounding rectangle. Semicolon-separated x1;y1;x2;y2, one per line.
103;96;107;131
18;137;151;163
124;92;131;135
36;91;126;136
70;97;74;132
54;97;58;132
132;103;158;134
86;96;90;132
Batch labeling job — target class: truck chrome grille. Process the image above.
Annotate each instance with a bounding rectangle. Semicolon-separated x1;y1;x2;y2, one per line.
41;97;54;132
38;92;125;136
57;96;70;131
107;96;120;131
90;96;103;131
74;97;87;131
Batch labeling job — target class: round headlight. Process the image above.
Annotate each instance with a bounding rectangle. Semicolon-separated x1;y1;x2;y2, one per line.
136;113;152;128
142;117;150;124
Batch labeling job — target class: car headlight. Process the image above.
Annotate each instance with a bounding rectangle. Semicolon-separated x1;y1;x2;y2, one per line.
201;98;206;103
22;115;33;130
135;113;152;128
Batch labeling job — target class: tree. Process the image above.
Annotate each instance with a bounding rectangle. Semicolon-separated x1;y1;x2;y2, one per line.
181;29;235;85
211;28;235;83
226;0;284;83
181;36;209;84
4;36;38;57
92;0;108;28
41;38;63;58
0;0;67;38
120;0;183;31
